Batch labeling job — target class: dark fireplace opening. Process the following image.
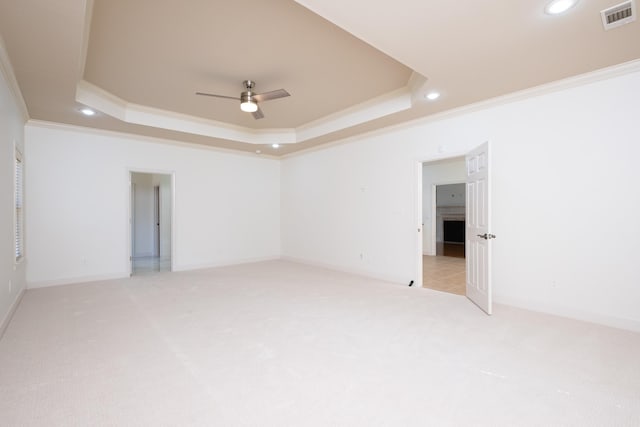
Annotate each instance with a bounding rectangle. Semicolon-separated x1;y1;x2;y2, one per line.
443;220;465;244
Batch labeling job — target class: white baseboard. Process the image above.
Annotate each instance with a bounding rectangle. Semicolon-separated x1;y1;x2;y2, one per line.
493;294;640;333
26;257;281;288
27;272;130;289
22;259;637;333
282;257;640;332
0;288;25;339
280;255;410;286
172;256;281;272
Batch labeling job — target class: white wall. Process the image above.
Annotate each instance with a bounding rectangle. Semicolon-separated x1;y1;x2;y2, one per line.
25;124;281;286
422;159;465;254
0;42;27;334
282;67;640;331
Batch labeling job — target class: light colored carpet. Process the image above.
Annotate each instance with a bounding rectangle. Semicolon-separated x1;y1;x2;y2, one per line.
1;260;639;426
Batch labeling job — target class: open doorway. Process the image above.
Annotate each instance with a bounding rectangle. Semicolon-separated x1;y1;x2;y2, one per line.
416;142;493;314
421;158;466;295
130;171;173;275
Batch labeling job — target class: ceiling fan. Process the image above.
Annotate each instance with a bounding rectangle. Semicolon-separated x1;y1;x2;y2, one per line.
196;80;290;120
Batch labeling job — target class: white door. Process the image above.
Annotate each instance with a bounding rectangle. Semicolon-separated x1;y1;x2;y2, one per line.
466;142;493;314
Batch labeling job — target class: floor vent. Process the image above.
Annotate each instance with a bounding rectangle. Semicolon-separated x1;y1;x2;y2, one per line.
601;0;636;30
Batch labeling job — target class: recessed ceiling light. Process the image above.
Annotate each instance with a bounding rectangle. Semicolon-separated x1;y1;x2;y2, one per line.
272;143;280;149
426;92;440;101
80;108;96;116
545;0;579;15
255;149;262;154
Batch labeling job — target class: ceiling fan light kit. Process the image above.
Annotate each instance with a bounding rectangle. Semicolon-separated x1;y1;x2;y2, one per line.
240;95;258;112
196;80;290;119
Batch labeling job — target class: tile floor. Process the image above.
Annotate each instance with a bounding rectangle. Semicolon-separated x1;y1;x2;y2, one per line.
423;255;466;295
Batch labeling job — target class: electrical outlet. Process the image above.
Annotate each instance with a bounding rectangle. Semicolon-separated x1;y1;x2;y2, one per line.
8;280;12;293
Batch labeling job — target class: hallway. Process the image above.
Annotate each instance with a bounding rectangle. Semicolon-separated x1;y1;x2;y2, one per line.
132;256;171;275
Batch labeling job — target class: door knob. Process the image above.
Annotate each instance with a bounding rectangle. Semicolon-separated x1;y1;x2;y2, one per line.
477;233;496;240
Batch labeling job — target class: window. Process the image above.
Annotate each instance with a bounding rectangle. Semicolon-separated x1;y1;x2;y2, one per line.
15;150;23;261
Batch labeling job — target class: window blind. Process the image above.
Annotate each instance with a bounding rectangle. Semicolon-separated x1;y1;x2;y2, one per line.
15;153;23;260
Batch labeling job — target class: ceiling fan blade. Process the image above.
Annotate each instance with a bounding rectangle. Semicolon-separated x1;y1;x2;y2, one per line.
195;92;240;100
253;89;290;103
252;107;264;120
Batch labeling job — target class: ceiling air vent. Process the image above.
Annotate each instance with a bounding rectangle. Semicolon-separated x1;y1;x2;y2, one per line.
601;0;636;30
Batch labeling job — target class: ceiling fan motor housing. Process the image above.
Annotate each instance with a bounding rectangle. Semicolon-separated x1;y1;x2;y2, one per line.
241;92;254;103
241;80;256;106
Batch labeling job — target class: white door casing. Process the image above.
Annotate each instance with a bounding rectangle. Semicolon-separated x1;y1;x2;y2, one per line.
128;169;175;275
466;142;493;314
154;185;160;257
130;181;135;276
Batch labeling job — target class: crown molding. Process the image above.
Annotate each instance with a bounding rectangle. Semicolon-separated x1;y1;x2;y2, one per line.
76;80;294;145
296;87;412;141
26;119;280;160
0;35;29;122
76;78;416;146
282;59;640;159
78;0;94;78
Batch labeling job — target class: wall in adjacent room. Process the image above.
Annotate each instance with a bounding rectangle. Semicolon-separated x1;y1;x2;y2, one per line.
437;183;465;207
422;159;465;255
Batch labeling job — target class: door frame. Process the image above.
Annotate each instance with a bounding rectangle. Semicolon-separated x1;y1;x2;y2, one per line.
153;185;160;257
414;143;490;291
128;168;176;275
